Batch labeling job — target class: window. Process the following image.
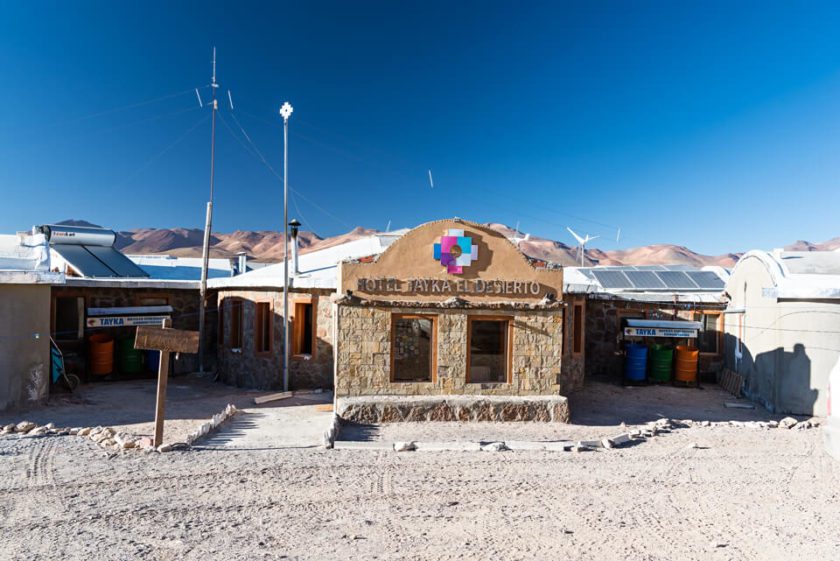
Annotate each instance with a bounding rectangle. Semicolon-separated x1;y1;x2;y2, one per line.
696;312;722;354
391;315;436;382
572;304;584;355
293;302;315;356
229;298;243;349
468;317;511;383
54;296;84;340
255;302;272;354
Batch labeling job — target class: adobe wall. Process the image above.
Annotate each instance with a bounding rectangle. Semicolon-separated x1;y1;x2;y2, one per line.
216;289;333;390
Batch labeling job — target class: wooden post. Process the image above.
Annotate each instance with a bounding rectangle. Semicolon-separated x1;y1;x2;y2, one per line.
135;319;199;449
153;318;172;447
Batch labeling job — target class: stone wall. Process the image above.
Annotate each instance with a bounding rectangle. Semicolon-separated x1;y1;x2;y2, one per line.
51;286;202;375
335;304;570;397
216;289;333;390
584;298;724;379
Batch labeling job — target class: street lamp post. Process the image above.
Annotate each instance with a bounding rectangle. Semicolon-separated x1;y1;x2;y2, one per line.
279;101;294;391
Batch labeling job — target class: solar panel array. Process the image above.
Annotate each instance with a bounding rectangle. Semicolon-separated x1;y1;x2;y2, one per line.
53;245;149;278
583;265;724;291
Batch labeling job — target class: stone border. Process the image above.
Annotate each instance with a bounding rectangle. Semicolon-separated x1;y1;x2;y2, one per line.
330;416;820;453
173;403;239;451
322;413;343;449
337;395;570;424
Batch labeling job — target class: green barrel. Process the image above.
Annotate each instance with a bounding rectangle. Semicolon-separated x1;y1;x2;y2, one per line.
117;336;143;375
649;344;673;382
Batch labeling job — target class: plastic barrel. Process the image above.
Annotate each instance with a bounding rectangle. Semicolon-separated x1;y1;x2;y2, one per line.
624;343;648;382
117;337;143;375
88;333;114;376
145;350;160;373
649;344;674;382
674;345;699;383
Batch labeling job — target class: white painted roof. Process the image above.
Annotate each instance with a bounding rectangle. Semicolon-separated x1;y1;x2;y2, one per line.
127;254;235;281
736;250;840;300
209;230;408;290
0;232;64;284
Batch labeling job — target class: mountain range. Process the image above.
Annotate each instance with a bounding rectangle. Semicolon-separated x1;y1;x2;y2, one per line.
56;219;840;268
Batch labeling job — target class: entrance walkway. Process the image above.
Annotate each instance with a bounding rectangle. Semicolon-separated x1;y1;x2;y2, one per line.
197;392;334;450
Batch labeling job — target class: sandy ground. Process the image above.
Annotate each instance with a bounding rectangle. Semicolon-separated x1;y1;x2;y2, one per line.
0;376;281;445
2;381;839;560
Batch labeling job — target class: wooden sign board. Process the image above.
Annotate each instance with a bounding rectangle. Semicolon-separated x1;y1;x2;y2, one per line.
135;326;200;354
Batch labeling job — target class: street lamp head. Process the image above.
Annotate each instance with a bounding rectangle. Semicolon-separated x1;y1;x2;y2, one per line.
288;218;301;238
279;101;294;122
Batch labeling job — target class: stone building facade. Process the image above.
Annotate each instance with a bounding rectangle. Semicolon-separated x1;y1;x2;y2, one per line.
215;288;334;391
584;297;725;379
335;306;567;397
51;282;203;377
334;219;574;421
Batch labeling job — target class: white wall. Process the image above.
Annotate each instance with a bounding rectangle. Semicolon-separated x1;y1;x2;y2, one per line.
725;255;840;416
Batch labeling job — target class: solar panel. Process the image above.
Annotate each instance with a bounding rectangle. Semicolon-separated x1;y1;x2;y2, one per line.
686;271;724;290
592;270;633;289
624;270;667;289
85;245;149;278
658;271;698;289
53;245;118;277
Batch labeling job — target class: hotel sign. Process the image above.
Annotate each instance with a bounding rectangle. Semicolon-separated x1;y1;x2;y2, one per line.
624;327;697;338
357;277;543;296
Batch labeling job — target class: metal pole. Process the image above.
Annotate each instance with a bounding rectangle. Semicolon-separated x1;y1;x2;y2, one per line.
198;48;218;374
282;111;290;392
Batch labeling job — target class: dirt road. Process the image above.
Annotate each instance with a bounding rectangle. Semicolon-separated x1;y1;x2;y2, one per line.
2;421;838;561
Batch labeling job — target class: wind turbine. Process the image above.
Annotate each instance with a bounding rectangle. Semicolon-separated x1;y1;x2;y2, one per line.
567;227;598;266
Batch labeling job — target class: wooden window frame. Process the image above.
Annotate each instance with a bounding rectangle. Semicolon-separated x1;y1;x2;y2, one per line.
572;303;584;356
390;313;438;384
52;292;86;342
218;297;225;346
254;300;273;356
466;315;513;385
229;297;244;351
292;296;318;359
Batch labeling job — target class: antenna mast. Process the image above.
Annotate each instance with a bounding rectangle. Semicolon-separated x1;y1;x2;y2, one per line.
198;47;219;375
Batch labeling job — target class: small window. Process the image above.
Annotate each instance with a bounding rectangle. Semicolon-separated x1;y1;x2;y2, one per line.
696;313;721;354
229;299;243;349
572;304;583;355
55;296;84;340
255;302;272;354
391;315;435;382
293;302;315;356
468;317;511;383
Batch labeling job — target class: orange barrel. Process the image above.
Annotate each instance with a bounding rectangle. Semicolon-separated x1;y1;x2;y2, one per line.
88;333;114;376
674;345;699;383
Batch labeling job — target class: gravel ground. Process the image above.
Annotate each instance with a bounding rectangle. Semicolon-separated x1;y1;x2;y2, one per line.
2;420;839;561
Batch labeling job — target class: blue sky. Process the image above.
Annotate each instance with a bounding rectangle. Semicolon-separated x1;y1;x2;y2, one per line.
1;1;839;255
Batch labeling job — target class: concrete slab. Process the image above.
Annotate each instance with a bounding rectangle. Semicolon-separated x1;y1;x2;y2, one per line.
333;440;394;450
196;392;334;450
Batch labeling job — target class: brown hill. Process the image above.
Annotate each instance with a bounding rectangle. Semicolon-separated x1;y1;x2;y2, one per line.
58;219;833;267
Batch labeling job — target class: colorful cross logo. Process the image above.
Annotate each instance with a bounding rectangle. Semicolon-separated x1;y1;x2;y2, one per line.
433;229;478;274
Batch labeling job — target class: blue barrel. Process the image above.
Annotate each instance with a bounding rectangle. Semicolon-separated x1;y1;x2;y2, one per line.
145;350;160;373
624;343;648;382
